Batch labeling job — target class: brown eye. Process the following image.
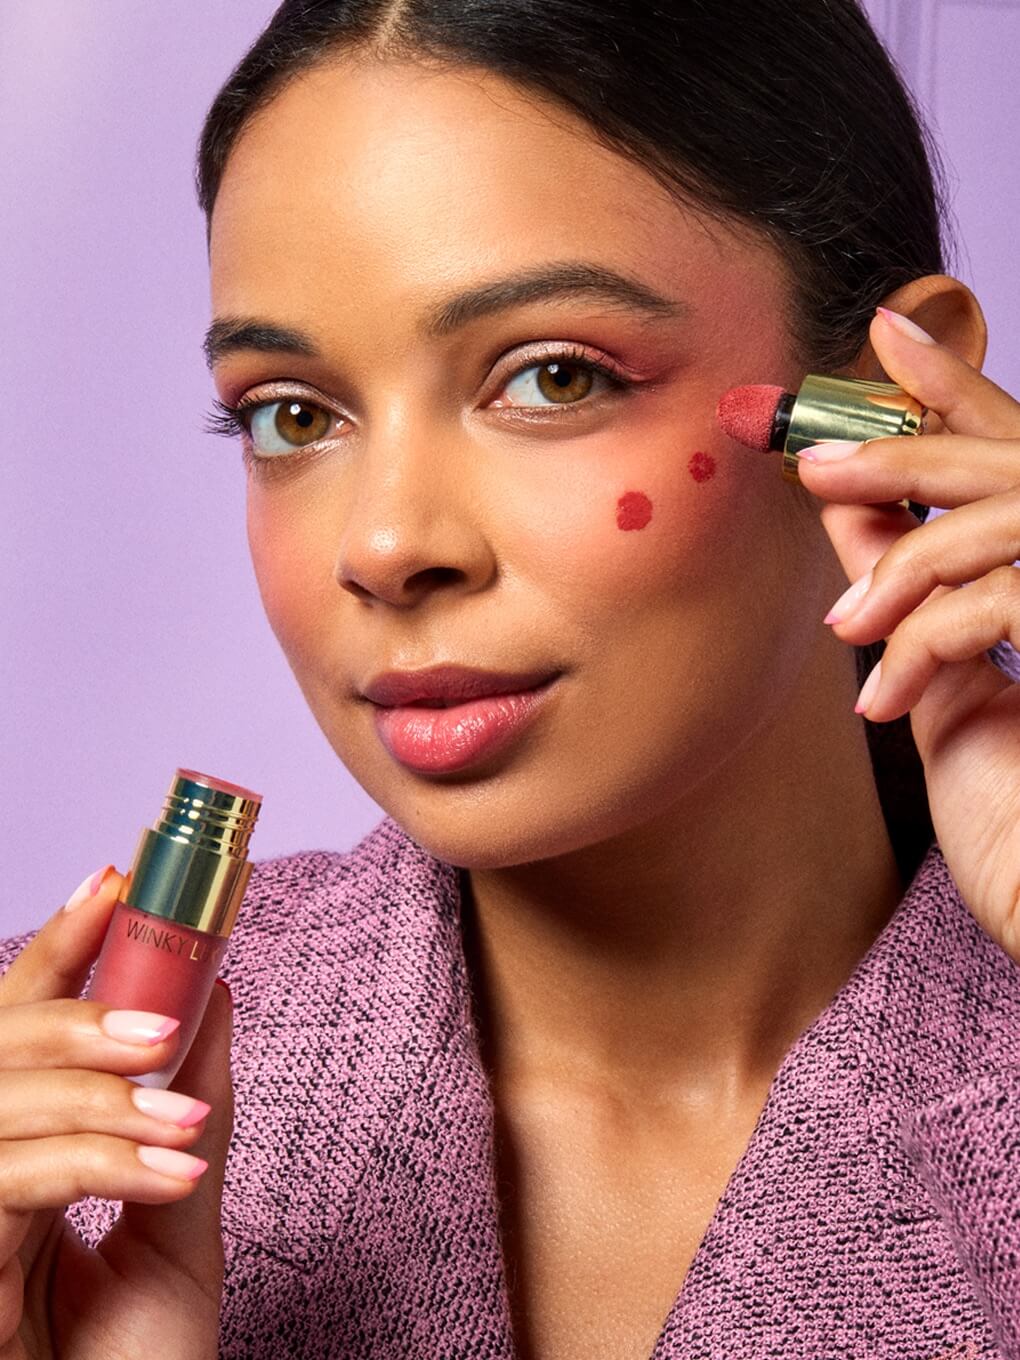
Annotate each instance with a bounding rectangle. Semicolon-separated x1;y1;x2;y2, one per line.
534;362;594;404
273;400;332;446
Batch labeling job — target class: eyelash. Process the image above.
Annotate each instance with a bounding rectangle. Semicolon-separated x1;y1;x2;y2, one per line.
202;343;635;461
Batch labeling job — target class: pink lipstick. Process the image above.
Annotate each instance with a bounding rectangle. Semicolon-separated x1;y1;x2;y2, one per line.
364;666;560;773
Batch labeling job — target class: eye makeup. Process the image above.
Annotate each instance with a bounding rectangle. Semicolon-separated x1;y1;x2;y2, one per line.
203;343;640;462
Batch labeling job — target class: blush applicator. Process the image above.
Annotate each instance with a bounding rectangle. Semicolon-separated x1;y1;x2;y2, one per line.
84;768;263;1089
716;372;929;516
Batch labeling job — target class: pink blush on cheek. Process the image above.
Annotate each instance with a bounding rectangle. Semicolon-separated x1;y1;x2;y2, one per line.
616;491;653;531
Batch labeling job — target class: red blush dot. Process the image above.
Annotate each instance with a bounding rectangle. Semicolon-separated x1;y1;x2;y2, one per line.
616;491;653;531
688;451;716;483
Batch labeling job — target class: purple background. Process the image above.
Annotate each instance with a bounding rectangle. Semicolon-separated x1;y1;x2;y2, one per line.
2;2;1017;933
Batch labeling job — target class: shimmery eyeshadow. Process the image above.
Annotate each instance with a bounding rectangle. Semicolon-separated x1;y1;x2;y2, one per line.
616;491;653;531
688;451;716;483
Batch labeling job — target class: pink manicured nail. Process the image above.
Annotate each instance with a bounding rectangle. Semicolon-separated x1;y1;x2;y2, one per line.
824;570;873;624
855;658;883;714
799;441;861;463
136;1145;209;1180
100;1010;181;1045
64;864;115;913
875;306;936;345
131;1087;211;1128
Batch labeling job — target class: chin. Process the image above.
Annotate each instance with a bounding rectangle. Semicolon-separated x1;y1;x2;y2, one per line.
360;767;643;871
317;692;683;872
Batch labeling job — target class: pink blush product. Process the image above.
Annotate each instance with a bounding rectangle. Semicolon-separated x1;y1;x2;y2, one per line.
714;371;928;518
85;768;262;1089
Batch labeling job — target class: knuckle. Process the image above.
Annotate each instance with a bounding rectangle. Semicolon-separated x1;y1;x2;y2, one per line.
884;528;945;594
0;1143;33;1209
884;614;929;667
986;563;1020;605
68;1132;117;1199
67;1070;119;1128
9;998;78;1068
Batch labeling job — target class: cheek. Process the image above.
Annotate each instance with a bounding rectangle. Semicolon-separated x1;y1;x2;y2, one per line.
614;452;717;531
504;433;740;619
245;489;329;657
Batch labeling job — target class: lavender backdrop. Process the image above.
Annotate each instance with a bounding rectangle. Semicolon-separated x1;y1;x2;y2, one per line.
2;1;1017;933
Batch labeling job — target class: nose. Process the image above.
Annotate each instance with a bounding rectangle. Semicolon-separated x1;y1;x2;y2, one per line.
333;429;496;608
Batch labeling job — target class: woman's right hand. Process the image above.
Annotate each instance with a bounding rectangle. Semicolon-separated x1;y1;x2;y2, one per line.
0;865;234;1360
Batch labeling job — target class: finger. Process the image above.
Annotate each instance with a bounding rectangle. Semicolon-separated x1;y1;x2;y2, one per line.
0;1068;209;1144
853;563;1020;729
822;489;1020;643
796;433;1020;510
870;307;1020;439
0;866;126;1008
0;998;184;1080
108;981;233;1296
0;1068;208;1262
0;1131;208;1216
817;498;920;594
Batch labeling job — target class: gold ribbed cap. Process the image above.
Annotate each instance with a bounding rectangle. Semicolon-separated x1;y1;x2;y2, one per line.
781;373;925;484
123;769;263;938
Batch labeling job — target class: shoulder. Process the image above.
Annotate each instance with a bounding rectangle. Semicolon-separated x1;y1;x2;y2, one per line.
0;814;455;1002
238;812;450;927
217;818;468;1261
215;813;461;1020
870;840;1020;1093
881;845;1020;1347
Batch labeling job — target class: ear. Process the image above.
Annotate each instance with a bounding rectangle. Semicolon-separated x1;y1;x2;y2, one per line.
849;274;988;435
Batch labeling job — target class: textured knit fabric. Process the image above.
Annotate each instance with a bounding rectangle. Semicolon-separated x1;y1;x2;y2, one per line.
3;816;1020;1358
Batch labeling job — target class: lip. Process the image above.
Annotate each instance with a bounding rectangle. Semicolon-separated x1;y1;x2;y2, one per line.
361;664;559;708
369;673;560;774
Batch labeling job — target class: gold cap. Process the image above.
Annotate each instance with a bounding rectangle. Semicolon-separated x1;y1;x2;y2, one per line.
781;373;925;509
123;769;263;938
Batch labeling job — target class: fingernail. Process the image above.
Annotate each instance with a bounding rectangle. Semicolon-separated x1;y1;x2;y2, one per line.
136;1145;209;1181
64;864;115;913
214;978;233;1006
824;569;873;624
131;1087;211;1128
100;1010;181;1045
875;306;937;345
798;441;862;463
855;658;883;714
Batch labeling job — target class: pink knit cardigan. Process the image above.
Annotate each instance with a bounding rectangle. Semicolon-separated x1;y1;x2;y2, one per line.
3;816;1020;1358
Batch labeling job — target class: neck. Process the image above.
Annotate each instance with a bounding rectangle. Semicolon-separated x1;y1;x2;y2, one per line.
460;635;906;1111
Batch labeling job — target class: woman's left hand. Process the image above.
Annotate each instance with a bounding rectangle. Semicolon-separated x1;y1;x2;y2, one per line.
795;305;1020;963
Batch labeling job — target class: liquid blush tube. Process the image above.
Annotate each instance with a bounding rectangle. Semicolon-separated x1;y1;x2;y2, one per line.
85;768;262;1088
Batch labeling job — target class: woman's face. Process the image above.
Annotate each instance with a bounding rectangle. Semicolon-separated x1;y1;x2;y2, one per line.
208;57;833;869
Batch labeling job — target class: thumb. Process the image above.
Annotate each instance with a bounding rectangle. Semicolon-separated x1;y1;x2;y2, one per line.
110;978;234;1288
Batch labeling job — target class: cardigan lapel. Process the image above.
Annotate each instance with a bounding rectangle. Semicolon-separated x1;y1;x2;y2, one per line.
651;840;1020;1358
325;818;517;1356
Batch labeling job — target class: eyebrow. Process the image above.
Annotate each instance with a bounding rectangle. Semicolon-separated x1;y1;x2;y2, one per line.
202;261;687;371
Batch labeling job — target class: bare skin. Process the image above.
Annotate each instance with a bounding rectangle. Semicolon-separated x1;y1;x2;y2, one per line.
207;54;984;1359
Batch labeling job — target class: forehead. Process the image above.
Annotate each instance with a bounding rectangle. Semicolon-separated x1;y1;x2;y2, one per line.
209;56;785;323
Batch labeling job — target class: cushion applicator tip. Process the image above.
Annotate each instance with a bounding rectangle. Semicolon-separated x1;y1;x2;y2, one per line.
716;383;785;453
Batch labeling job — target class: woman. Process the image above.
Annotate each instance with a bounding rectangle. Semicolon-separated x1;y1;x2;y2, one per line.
2;0;1020;1356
